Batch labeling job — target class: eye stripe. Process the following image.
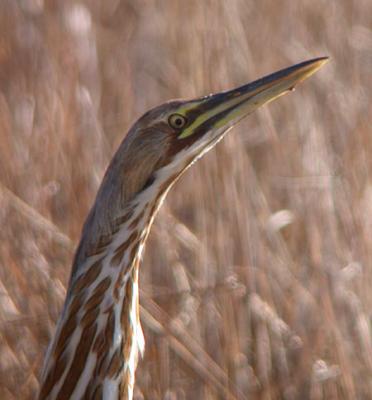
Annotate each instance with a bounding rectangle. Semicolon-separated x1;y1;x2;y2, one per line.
180;96;250;139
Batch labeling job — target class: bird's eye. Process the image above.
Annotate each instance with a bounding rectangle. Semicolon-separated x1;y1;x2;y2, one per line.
168;114;187;129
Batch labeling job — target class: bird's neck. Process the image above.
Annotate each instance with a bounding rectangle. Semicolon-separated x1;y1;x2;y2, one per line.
39;181;169;400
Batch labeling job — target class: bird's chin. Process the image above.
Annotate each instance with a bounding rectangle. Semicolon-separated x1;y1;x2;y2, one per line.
155;125;233;194
194;126;233;160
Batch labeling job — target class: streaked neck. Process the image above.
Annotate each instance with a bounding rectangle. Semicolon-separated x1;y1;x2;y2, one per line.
39;177;170;400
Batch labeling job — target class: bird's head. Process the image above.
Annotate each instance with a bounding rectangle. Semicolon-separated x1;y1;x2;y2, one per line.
75;57;328;268
114;57;328;200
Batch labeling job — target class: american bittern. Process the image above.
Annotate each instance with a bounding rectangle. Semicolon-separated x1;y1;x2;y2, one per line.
38;57;328;399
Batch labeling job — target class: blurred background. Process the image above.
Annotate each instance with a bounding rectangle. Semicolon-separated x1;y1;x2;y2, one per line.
0;1;371;399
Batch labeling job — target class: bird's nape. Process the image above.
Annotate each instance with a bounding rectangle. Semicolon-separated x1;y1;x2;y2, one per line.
38;57;328;400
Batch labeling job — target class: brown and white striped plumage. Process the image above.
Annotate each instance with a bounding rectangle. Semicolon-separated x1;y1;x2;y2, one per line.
38;58;327;400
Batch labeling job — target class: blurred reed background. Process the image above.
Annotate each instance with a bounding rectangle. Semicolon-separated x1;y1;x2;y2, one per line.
0;0;371;399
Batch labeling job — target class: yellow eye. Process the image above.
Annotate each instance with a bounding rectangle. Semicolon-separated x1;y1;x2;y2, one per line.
168;113;187;129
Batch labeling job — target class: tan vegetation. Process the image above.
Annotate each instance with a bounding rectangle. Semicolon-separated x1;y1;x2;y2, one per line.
0;1;371;399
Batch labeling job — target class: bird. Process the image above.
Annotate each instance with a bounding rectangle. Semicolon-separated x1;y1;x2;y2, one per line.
38;57;328;400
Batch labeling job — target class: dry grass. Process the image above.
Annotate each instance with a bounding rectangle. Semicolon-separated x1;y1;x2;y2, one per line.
0;1;371;399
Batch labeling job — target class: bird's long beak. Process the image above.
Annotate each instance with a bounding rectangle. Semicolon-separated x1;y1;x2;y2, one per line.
178;57;328;139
